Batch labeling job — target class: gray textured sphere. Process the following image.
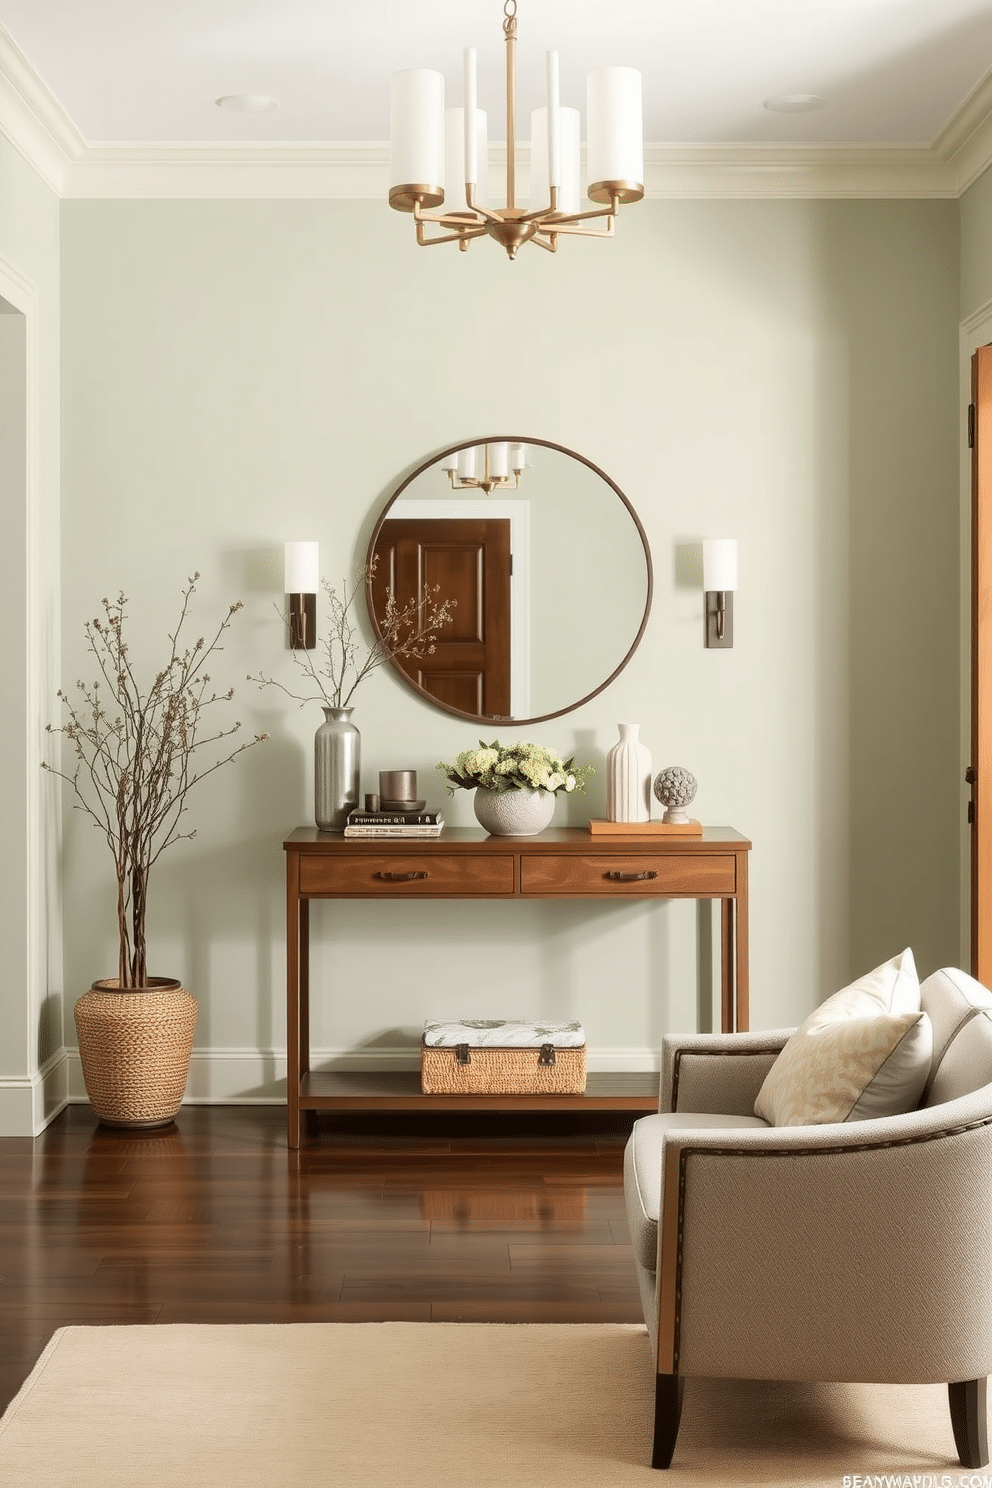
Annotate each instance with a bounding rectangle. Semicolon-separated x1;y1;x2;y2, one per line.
653;766;697;808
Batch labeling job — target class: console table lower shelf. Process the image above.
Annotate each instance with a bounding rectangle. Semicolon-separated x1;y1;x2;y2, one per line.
299;1070;660;1112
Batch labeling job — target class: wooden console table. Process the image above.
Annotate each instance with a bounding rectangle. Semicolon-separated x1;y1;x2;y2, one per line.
283;825;750;1148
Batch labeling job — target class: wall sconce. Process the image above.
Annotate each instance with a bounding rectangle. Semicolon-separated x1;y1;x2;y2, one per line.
702;538;738;649
284;541;319;650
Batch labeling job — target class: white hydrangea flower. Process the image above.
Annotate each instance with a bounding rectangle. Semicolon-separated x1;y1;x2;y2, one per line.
437;738;594;796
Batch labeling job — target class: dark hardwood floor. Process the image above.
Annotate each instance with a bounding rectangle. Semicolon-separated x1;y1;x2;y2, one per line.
0;1103;642;1414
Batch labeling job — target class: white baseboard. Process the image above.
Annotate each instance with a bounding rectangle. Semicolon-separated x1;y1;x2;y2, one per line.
59;1045;663;1108
0;1051;70;1135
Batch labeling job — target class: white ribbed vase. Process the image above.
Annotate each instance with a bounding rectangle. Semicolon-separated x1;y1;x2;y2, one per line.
606;722;652;822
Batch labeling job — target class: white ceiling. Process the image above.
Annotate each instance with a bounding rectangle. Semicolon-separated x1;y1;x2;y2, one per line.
3;0;992;149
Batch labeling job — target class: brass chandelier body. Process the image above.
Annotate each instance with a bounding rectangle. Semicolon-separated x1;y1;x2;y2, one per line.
389;0;644;260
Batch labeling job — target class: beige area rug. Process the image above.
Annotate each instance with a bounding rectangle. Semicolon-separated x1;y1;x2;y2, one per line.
0;1323;968;1487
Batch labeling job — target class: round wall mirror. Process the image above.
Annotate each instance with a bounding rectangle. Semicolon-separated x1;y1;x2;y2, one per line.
365;436;653;725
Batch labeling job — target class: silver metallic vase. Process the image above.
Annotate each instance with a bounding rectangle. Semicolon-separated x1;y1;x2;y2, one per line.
314;707;360;831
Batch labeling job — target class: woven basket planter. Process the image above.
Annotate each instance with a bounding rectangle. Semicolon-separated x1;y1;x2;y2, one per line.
74;978;198;1128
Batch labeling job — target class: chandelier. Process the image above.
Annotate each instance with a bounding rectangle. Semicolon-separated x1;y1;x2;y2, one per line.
441;442;527;495
388;0;644;260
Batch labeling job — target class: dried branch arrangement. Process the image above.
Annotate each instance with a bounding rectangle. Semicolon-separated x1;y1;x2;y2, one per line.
249;567;456;710
44;574;268;988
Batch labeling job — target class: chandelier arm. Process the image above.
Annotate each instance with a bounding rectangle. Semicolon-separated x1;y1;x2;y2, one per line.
531;232;559;254
515;190;621;228
417;211;488;227
463;185;504;226
534;216;617;241
542;195;622;228
412;198;485;228
415;221;491;248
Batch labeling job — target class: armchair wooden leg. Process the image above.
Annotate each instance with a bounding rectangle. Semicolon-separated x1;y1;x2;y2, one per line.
651;1372;684;1469
949;1379;989;1468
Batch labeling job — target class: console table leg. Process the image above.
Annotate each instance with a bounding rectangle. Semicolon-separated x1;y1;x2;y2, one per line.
735;852;749;1031
286;886;304;1150
720;898;734;1034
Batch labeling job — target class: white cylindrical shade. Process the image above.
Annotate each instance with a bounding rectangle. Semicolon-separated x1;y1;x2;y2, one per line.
440;451;459;472
488;442;509;479
456;447;478;481
586;67;643;197
389;70;444;203
444;108;488;208
530;107;580;214
702;539;738;593
284;541;319;594
510;443;527;472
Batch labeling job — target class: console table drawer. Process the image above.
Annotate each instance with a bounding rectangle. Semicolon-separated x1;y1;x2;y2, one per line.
299;853;515;897
520;854;736;897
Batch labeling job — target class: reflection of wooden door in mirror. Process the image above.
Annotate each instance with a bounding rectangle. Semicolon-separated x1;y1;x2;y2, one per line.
371;518;512;718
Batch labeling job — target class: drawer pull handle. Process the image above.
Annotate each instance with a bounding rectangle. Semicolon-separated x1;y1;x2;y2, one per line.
605;870;659;883
375;870;428;882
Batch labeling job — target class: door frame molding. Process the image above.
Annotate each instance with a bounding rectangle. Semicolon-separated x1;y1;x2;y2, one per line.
0;252;66;1134
961;302;992;968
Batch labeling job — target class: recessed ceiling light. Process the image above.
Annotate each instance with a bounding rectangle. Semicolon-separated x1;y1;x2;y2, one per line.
763;94;825;114
215;95;280;113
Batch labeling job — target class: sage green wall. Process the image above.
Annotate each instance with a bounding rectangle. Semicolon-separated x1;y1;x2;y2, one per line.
0;133;61;1132
58;197;959;1095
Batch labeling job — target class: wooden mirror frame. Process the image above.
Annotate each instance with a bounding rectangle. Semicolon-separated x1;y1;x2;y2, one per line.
365;435;654;726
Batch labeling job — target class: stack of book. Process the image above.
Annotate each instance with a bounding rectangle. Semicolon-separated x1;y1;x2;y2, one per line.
343;807;444;839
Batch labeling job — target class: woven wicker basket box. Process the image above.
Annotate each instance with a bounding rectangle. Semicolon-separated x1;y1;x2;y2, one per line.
420;1019;587;1095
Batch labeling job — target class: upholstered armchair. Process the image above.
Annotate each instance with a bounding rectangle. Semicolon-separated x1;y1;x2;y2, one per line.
623;963;992;1470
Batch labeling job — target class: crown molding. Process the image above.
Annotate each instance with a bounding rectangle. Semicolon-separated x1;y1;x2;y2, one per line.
0;23;83;195
59;143;392;200
641;143;955;199
0;24;989;203
54;140;958;203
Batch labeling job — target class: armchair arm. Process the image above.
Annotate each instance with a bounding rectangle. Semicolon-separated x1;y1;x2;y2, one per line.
660;1029;794;1115
655;1089;992;1387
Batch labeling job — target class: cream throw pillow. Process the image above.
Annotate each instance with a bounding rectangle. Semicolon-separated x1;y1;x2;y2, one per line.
754;949;932;1126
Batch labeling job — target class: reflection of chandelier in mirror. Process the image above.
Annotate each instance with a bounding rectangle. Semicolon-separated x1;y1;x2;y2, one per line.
388;0;644;260
441;442;527;494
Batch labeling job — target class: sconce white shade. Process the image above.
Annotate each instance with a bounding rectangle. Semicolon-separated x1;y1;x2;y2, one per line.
510;443;527;472
284;541;319;594
390;70;445;197
529;106;580;214
587;67;643;196
456;446;478;481
702;539;738;593
445;107;488;207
